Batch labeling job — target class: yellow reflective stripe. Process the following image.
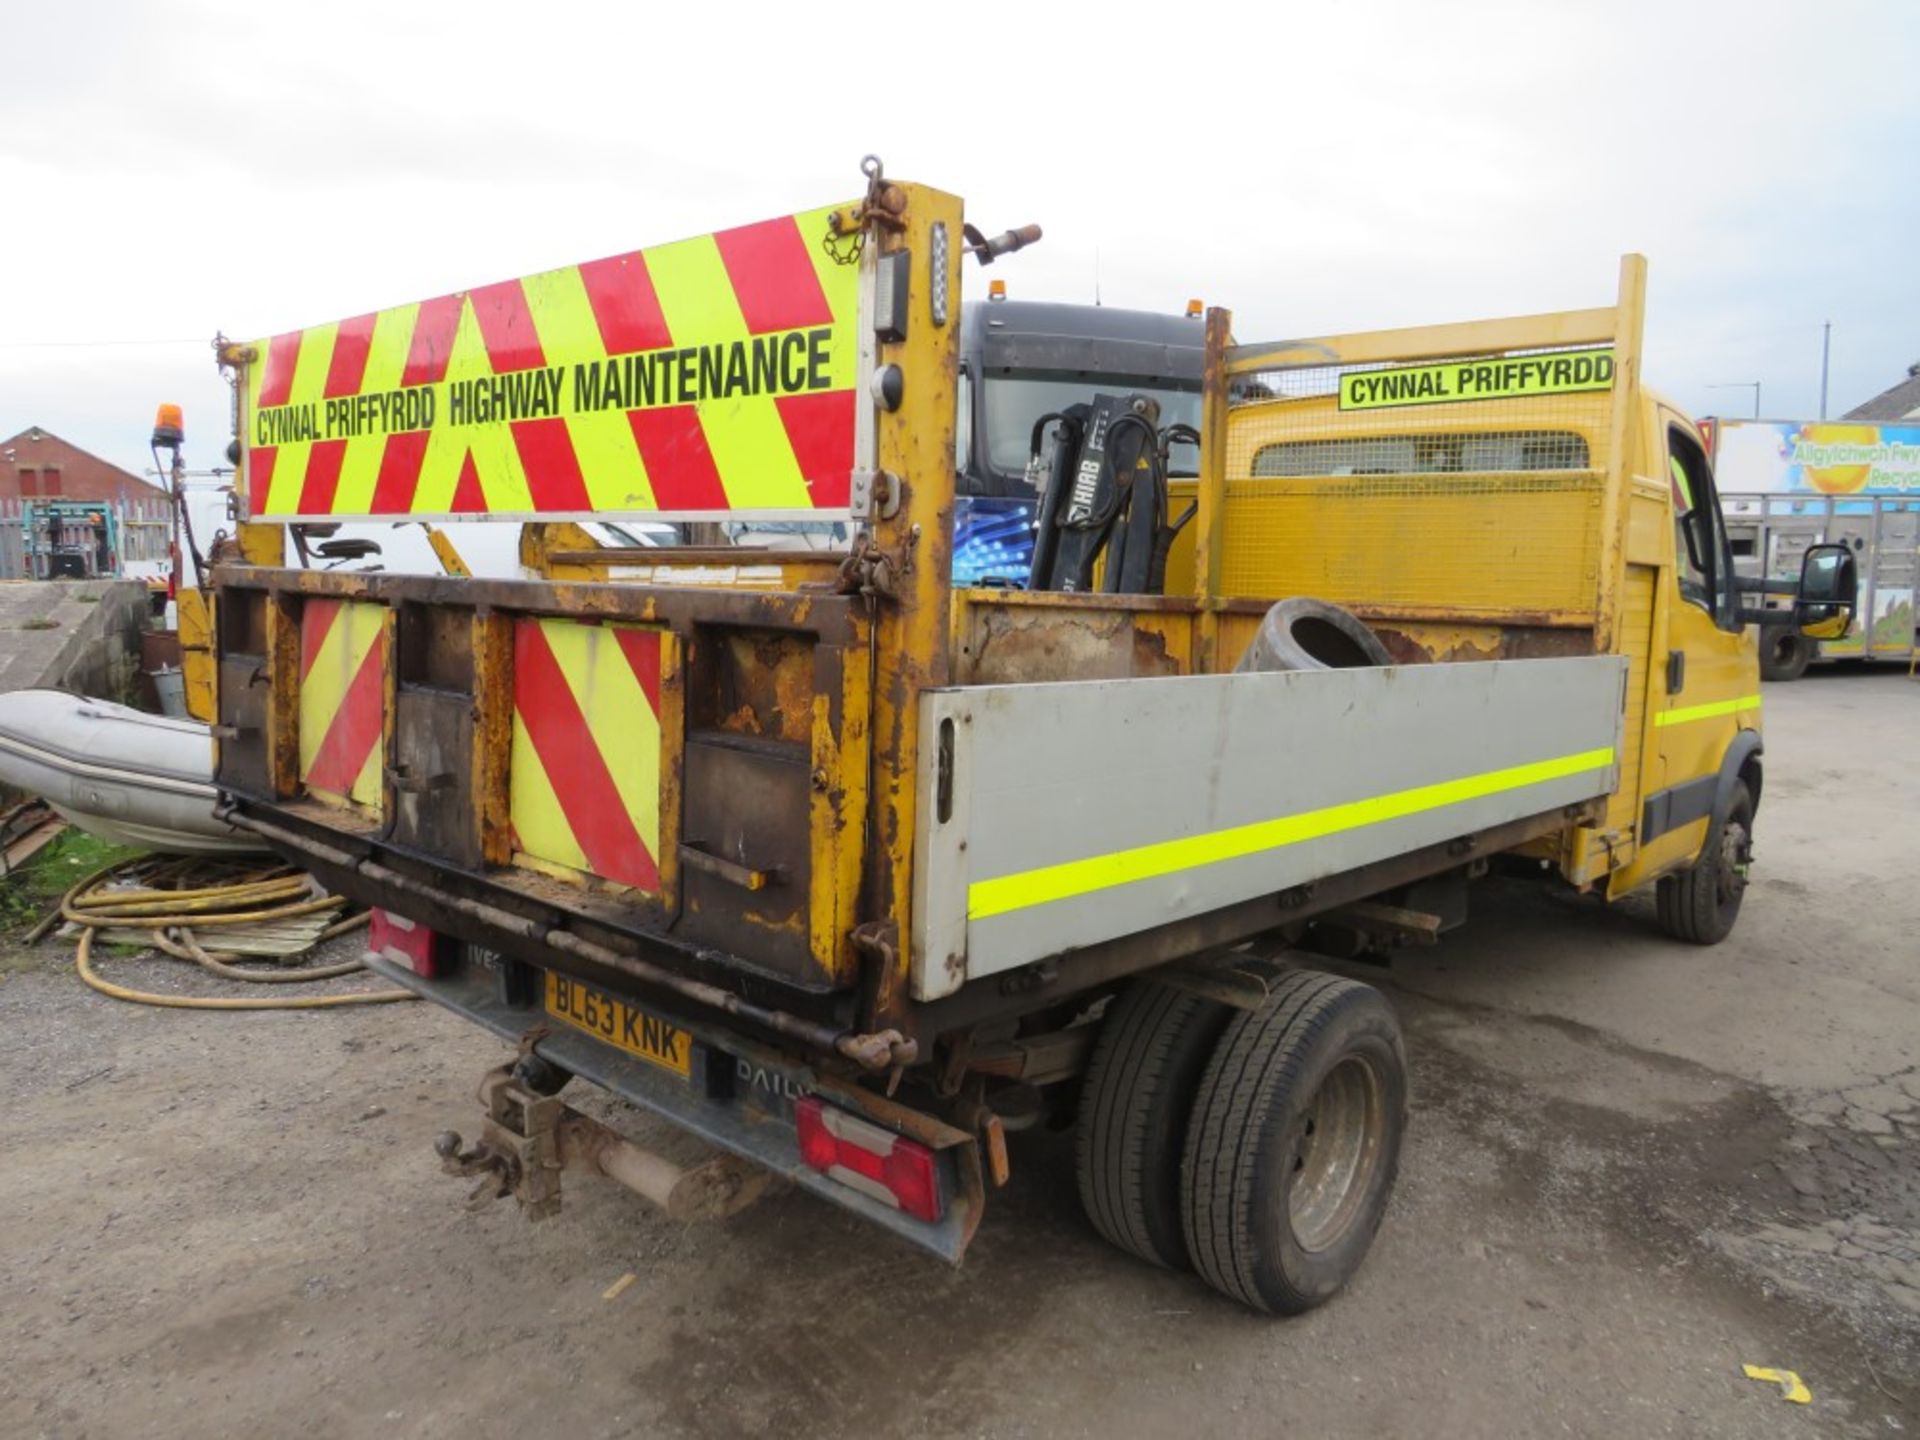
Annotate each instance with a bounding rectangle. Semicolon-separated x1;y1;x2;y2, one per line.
1654;694;1762;728
966;746;1617;923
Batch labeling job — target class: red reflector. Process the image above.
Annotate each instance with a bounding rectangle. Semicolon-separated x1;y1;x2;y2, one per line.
794;1096;945;1224
368;907;440;977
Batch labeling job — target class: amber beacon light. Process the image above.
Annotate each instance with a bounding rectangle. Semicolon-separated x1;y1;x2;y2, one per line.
151;403;185;449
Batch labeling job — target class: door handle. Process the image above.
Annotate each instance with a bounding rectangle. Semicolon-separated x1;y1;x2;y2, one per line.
679;842;775;892
385;764;454;795
1666;649;1685;695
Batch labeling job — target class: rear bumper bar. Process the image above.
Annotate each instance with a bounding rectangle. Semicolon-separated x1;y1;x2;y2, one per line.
223;804;913;1072
365;952;984;1264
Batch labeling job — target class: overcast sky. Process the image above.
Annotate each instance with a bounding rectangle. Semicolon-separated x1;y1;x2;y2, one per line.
4;0;1916;483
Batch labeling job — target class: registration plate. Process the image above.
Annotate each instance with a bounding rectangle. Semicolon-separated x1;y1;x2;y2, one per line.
544;972;692;1079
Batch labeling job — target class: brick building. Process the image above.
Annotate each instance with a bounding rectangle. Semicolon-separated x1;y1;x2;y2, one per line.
1;426;164;504
1;428;172;580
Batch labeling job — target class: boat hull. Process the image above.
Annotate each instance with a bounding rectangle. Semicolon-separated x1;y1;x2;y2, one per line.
0;690;266;856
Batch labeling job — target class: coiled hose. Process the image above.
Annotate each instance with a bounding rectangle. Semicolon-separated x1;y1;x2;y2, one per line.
59;856;415;1010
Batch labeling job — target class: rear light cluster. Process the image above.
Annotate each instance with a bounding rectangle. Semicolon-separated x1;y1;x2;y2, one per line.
795;1096;945;1223
368;908;444;977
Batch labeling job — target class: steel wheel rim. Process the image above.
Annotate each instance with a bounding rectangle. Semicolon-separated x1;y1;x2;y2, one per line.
1286;1054;1385;1252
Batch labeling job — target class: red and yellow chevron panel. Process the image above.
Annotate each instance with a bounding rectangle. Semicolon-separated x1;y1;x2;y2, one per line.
299;599;386;809
243;203;859;521
510;617;663;892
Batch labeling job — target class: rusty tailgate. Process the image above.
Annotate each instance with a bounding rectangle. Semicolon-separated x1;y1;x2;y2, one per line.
213;567;871;997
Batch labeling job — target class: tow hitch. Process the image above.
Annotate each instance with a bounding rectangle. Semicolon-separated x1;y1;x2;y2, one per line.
435;1064;772;1222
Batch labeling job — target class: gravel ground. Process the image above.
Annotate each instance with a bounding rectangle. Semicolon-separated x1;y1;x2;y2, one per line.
0;667;1914;1438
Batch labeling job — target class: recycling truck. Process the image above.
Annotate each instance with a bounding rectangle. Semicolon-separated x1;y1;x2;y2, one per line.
203;162;1854;1314
1704;416;1919;678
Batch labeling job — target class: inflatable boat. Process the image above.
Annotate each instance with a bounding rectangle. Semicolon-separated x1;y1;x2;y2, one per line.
0;690;265;854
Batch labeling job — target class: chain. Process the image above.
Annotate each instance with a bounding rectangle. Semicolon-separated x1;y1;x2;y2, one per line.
822;222;865;268
822;154;887;267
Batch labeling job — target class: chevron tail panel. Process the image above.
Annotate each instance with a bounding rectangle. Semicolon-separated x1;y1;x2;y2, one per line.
509;618;664;893
242;204;859;521
298;598;387;810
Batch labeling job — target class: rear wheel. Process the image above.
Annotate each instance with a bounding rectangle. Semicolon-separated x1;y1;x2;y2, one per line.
1181;970;1407;1314
1656;778;1754;945
1759;631;1814;682
1076;980;1233;1269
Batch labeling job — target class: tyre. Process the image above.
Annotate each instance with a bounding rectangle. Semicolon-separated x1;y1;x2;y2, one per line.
1656;777;1754;945
1076;979;1235;1269
1235;597;1395;673
1759;631;1813;682
1181;970;1408;1315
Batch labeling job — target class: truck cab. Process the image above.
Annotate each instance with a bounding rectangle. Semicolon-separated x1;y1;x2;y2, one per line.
958;296;1205;496
1619;392;1766;911
952;296;1204;583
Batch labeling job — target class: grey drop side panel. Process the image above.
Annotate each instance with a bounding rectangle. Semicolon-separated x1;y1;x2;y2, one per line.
911;656;1626;999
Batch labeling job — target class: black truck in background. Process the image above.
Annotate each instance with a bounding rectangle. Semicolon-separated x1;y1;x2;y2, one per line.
951;295;1205;583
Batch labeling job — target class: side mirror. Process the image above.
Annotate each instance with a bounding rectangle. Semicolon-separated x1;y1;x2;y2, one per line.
1794;542;1857;641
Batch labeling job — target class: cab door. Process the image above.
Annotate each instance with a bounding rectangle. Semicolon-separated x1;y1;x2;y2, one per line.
1614;413;1756;890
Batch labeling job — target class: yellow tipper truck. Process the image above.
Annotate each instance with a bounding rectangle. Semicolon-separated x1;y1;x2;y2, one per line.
207;162;1855;1314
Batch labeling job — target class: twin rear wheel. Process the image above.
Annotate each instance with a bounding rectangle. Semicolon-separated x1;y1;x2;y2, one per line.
1076;968;1408;1314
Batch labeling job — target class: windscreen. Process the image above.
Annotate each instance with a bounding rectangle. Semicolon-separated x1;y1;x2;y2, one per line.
983;373;1203;479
